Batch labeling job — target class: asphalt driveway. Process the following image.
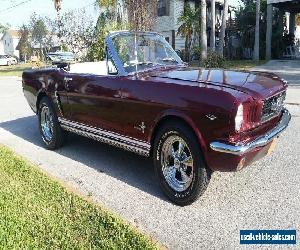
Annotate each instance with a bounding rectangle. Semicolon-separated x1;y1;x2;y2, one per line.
0;77;299;249
251;60;300;86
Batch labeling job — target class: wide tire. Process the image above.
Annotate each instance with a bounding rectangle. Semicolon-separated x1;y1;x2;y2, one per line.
38;97;65;150
153;122;211;206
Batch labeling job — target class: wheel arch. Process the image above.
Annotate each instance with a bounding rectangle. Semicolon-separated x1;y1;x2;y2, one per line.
149;111;208;161
36;91;50;113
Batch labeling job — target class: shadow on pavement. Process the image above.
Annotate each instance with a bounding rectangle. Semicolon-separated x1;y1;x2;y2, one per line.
0;115;167;202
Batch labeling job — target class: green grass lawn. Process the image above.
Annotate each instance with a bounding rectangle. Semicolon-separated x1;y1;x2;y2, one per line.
224;60;267;70
0;63;48;77
0;63;34;77
0;145;158;249
191;60;267;70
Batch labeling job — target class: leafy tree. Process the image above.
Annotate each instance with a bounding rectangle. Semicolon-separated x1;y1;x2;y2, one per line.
125;0;158;31
86;13;107;61
30;14;48;60
17;25;32;62
86;13;129;61
95;0;118;21
296;14;300;26
177;3;199;61
0;23;10;34
235;0;284;59
60;9;94;59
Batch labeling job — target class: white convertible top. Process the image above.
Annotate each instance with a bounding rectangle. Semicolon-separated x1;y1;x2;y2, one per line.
69;61;108;75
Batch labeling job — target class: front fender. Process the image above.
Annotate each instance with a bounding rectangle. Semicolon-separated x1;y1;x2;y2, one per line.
149;109;209;155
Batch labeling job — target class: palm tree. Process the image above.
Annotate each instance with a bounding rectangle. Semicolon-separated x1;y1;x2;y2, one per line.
210;0;216;51
218;0;228;57
178;4;199;61
53;0;62;12
200;0;207;62
253;0;260;60
53;0;63;49
95;0;118;21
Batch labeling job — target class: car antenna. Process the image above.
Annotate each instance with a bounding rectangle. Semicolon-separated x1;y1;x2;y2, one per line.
134;32;138;79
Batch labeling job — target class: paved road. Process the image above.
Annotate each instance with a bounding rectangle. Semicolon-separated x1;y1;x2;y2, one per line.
0;77;299;249
251;60;300;86
251;60;300;105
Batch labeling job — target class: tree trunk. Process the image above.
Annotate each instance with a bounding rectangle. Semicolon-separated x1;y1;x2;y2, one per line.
219;0;228;57
253;0;260;60
210;0;216;51
266;4;272;60
200;0;207;63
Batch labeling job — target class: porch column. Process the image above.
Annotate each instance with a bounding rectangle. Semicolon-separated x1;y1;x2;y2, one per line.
290;12;296;36
279;9;284;38
266;4;273;60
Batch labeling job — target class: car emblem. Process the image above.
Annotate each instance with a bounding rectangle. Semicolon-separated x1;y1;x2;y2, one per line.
206;114;217;121
270;96;283;112
134;122;146;134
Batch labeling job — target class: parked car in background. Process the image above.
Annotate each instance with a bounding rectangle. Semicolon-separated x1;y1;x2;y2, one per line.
22;31;291;206
0;54;17;66
47;52;75;64
5;55;18;65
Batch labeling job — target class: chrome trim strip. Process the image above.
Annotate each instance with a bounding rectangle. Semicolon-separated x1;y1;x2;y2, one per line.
58;117;151;156
210;109;291;156
58;117;150;149
61;124;149;157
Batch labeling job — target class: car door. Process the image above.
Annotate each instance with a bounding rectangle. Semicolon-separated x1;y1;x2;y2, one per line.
62;64;124;135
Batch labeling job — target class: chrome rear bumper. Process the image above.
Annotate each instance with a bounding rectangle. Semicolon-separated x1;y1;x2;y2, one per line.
210;109;291;156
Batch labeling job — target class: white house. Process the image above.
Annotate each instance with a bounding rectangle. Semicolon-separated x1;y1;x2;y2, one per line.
0;30;21;58
0;34;4;54
153;0;224;51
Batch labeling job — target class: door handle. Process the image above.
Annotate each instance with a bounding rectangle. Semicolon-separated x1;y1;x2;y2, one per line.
64;77;72;90
114;90;122;98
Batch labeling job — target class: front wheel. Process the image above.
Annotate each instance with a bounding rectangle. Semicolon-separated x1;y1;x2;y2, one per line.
153;122;211;206
38;97;66;150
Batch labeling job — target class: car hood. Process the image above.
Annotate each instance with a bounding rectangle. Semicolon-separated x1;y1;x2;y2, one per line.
149;67;287;99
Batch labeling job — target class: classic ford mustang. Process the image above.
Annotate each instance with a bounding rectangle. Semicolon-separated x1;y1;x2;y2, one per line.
22;31;291;205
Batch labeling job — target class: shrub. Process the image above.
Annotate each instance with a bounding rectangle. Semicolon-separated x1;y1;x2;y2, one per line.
192;46;201;61
203;51;226;68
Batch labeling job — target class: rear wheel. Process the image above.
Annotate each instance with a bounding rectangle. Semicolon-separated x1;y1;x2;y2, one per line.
38;97;65;150
153;122;211;206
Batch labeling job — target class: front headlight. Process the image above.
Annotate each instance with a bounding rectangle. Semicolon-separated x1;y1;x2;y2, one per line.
235;104;243;131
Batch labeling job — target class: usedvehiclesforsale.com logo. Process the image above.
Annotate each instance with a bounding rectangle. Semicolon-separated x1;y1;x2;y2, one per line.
240;230;296;245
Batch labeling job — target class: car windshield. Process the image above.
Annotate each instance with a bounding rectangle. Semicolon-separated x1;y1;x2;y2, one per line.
111;32;183;73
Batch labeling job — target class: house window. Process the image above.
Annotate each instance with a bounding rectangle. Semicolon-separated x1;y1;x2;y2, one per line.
165;37;170;43
158;0;169;16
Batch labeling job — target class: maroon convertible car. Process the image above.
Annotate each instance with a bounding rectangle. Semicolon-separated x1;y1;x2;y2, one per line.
22;31;291;205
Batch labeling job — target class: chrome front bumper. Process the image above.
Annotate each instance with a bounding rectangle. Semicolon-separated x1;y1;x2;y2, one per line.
210;109;291;156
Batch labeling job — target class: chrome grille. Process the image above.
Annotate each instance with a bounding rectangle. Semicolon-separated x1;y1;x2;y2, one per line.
262;91;286;122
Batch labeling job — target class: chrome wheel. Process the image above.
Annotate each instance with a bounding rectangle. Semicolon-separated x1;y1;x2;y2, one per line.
161;135;194;192
40;105;54;143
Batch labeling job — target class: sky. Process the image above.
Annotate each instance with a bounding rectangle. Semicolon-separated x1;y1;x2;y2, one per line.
0;0;98;29
0;0;240;29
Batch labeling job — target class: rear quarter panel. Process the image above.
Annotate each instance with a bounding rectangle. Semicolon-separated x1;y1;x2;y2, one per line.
22;68;58;113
